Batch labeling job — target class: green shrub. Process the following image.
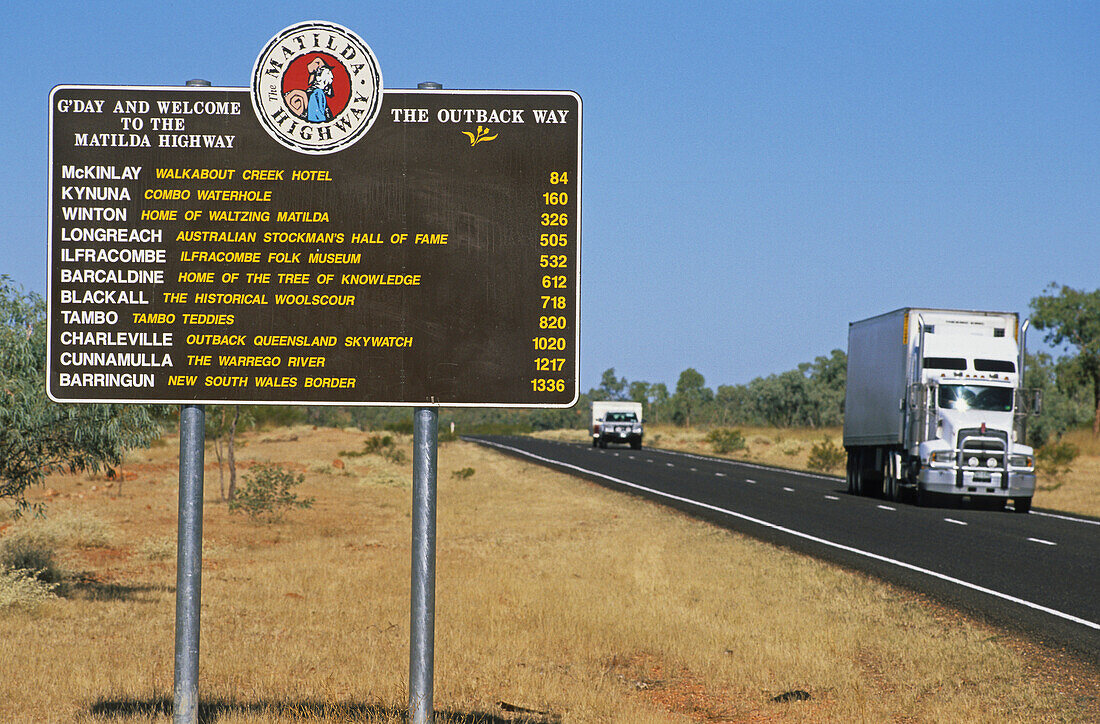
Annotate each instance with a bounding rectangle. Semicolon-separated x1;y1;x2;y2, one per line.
229;464;315;523
384;419;414;435
0;528;67;584
807;437;845;472
0;566;59;610
451;467;475;480
341;434;407;464
1037;440;1079;478
706;428;746;454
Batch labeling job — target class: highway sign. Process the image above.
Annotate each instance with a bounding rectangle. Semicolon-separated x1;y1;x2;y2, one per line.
47;85;581;406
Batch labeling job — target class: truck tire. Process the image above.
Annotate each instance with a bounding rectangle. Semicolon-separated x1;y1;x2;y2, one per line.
631;440;641;450
913;486;926;507
846;452;857;494
1013;497;1032;514
848;450;864;496
884;464;899;502
592;437;598;447
863;450;883;498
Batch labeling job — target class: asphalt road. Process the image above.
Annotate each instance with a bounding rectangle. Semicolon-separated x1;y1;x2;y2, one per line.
469;435;1100;664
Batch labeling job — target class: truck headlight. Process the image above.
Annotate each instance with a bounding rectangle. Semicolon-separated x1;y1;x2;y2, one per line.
1009;454;1034;470
929;450;955;465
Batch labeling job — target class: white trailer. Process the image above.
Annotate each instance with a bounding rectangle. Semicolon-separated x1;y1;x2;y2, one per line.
591;401;644;449
844;308;1038;511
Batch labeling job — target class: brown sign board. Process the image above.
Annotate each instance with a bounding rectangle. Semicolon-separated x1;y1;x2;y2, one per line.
47;86;580;407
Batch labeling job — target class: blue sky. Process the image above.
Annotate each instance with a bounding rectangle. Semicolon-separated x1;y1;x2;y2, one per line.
4;2;1097;391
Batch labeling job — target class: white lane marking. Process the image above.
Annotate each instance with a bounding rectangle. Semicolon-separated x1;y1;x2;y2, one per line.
647;459;654;463
715;472;726;477
666;463;675;467
825;495;839;501
1031;510;1100;527
944;518;968;526
624;442;1100;529
690;467;697;472
654;447;840;482
628;456;636;460
637;444;1098;528
475;439;1100;633
1028;537;1057;547
877;505;896;511
783;487;795;492
746;479;756;484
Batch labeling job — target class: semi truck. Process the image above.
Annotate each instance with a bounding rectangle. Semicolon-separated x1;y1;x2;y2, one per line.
591;401;644;449
843;308;1039;512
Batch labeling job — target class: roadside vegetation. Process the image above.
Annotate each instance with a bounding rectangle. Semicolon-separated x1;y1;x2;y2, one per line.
2;425;1098;722
3;278;1100;718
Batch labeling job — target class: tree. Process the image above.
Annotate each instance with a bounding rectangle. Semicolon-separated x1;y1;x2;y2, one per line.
649;382;669;424
207;405;254;500
715;384;753;425
673;368;712;427
0;277;160;513
798;349;847;427
1022;352;1092;447
593;368;627;401
751;369;811;427
1030;284;1100;436
627;380;651;406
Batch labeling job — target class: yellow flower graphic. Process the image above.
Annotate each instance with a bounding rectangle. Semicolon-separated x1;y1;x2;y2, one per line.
462;125;498;147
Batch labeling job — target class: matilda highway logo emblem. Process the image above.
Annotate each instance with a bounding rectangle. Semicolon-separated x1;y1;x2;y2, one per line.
251;21;383;154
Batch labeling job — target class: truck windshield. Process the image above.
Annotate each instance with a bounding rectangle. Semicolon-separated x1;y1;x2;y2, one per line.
605;412;637;422
938;385;1012;412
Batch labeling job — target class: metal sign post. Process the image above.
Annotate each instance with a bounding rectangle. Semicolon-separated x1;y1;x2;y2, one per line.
173;403;205;724
408;77;441;724
171;77;209;724
410;405;438;724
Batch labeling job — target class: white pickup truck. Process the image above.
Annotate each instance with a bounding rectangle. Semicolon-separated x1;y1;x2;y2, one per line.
591;401;644;449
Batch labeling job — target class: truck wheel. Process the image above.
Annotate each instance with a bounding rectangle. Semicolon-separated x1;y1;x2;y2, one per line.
630;440;641;450
884;461;900;502
914;487;927;507
599;439;607;449
1013;497;1032;514
592;438;598;447
849;451;864;496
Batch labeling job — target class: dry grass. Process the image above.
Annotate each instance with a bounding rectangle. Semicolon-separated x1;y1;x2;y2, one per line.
536;425;1100;518
0;424;1097;722
1033;428;1100;518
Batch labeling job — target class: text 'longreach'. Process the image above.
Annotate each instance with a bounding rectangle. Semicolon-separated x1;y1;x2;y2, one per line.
48;85;581;406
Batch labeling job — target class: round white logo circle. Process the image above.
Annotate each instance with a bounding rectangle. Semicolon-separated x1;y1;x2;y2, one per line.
251;21;383;155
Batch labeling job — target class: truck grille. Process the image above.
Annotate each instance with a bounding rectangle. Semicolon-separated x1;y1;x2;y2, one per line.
956;428;1008;489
